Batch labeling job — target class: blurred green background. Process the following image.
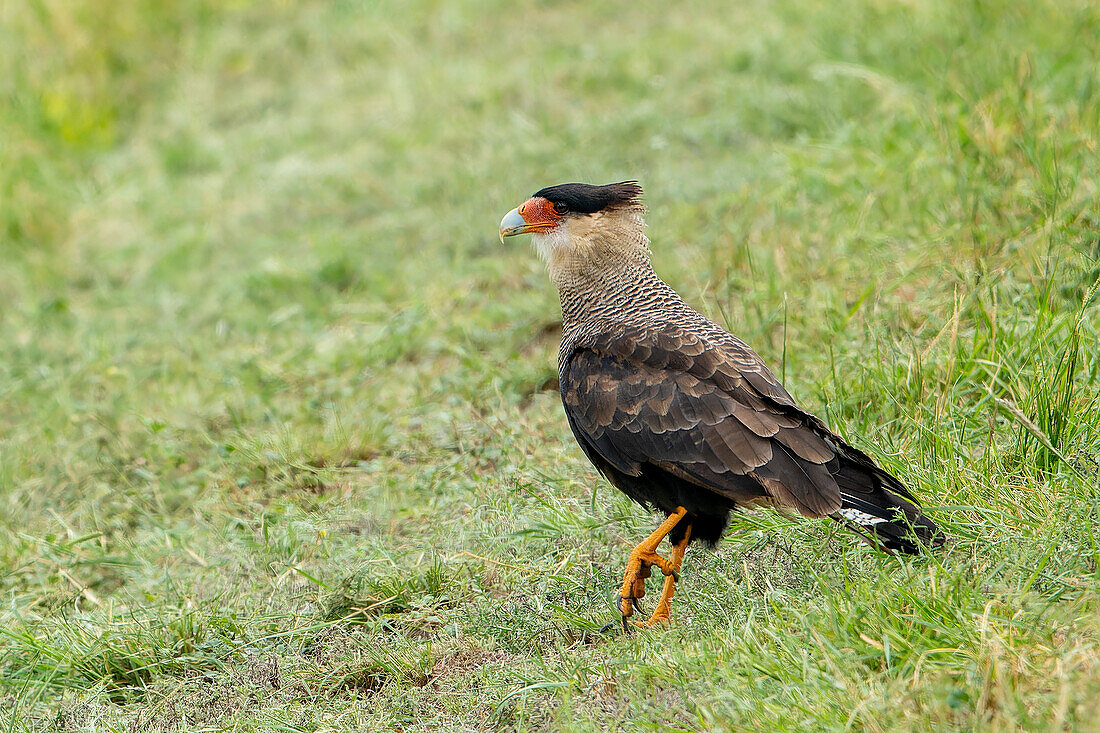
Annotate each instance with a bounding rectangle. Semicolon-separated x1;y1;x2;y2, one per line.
2;0;1099;730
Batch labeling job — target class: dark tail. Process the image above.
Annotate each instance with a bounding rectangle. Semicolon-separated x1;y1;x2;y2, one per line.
830;455;947;555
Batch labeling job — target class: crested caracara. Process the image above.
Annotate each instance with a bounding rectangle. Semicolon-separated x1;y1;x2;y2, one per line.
499;181;946;630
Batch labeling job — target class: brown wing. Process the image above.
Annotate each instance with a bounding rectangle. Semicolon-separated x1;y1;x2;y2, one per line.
561;325;845;518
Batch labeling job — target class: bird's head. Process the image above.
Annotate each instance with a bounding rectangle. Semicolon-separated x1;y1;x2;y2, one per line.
499;181;648;282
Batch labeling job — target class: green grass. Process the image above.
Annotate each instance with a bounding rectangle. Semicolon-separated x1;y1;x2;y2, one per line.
2;0;1099;729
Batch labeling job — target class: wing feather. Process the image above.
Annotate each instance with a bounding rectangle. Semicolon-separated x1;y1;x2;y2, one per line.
561;327;843;517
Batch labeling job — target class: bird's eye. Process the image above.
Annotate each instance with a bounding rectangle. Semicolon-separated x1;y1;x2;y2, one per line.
553;202;569;215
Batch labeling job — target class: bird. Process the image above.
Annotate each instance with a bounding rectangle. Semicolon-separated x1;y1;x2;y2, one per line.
499;181;946;631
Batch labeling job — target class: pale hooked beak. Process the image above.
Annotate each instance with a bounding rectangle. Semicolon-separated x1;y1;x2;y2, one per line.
498;207;527;243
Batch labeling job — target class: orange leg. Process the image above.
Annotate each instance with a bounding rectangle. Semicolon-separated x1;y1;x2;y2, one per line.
617;507;689;628
632;523;691;628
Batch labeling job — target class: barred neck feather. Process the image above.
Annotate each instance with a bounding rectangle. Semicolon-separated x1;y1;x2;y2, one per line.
558;262;684;337
530;208;727;373
534;210;657;325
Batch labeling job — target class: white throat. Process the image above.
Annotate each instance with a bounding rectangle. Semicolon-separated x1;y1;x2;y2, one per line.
530;211;651;290
531;224;572;269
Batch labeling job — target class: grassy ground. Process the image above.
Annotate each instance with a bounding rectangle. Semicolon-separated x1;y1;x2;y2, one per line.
2;0;1099;730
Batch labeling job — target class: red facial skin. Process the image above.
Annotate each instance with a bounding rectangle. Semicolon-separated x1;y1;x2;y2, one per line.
517;197;564;232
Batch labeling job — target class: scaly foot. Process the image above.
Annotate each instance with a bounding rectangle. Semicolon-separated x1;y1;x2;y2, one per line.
629;525;691;628
616;508;690;629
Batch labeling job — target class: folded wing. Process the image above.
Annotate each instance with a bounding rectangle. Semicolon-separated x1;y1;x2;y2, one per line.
561;326;844;518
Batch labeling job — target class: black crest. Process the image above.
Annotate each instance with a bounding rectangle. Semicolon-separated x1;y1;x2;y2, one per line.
533;181;643;214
